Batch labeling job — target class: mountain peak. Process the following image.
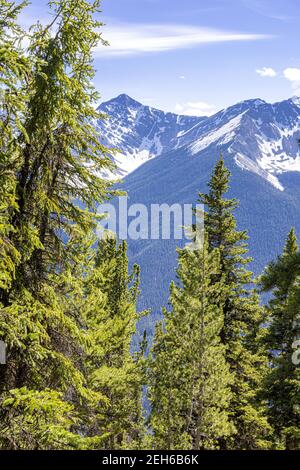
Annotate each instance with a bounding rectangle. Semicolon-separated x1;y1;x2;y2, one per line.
241;98;266;106
110;93;142;107
98;94;143;113
291;96;300;107
227;98;266;112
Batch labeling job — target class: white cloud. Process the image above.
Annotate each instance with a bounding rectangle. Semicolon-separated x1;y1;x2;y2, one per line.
175;101;217;117
256;67;277;77
94;23;271;56
284;67;300;96
284;67;300;82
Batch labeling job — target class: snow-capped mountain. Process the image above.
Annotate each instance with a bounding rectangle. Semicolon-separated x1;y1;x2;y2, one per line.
97;94;203;176
98;94;300;191
185;95;300;192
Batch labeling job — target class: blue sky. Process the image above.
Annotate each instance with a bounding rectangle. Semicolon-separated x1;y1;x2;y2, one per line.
24;0;300;115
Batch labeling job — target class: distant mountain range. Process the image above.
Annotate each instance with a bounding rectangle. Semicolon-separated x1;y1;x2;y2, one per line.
97;94;300;336
98;94;300;189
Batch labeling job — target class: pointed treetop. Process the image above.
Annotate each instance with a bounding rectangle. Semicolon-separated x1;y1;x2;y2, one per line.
283;228;298;257
208;154;231;196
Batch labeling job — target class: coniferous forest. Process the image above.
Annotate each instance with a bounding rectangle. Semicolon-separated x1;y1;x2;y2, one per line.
0;0;299;451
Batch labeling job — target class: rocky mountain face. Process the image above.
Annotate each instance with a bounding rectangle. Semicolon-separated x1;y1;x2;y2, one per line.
97;94;204;176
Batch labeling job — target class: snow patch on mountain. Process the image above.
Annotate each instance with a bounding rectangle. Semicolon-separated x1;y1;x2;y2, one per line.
292;96;300;107
189;112;246;155
234;153;284;191
113;149;154;176
256;120;300;174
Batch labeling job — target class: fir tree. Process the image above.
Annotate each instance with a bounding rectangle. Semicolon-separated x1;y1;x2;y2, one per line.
198;156;271;449
149;238;233;450
260;229;300;449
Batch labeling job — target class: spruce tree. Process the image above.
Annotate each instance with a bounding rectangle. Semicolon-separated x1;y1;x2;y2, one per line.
0;0;116;449
260;229;300;449
84;235;146;449
149;238;233;450
0;0;28;290
198;156;271;449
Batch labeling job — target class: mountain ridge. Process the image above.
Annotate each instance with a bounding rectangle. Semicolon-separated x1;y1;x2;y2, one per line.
97;94;300;192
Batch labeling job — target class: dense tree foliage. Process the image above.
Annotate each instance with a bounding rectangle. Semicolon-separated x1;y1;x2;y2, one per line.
149;158;273;450
197;157;271;449
260;229;300;449
0;0;144;449
149;238;233;449
0;0;298;451
85;236;147;449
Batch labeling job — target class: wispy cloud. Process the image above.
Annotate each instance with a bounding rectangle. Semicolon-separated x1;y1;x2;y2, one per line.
94;23;271;57
175;101;217;117
284;67;300;95
242;0;300;22
256;67;277;77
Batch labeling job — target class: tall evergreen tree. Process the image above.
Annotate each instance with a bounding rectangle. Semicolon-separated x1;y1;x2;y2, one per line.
260;229;300;449
149;238;233;450
84;235;146;449
0;0;117;449
198;156;271;449
0;0;28;290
